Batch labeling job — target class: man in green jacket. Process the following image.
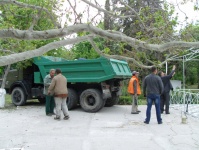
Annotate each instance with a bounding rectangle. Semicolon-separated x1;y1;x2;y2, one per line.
44;69;55;116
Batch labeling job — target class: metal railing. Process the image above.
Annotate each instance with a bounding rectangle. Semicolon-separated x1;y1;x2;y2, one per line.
170;89;199;119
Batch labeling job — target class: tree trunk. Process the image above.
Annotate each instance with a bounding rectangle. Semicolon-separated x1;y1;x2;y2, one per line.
1;65;11;89
104;0;111;30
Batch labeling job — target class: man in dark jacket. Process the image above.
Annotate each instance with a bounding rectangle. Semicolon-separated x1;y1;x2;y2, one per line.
158;65;176;114
143;66;164;124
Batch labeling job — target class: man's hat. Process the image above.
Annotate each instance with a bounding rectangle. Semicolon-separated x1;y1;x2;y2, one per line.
132;71;139;75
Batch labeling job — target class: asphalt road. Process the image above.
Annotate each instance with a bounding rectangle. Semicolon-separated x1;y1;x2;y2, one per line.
0;104;199;150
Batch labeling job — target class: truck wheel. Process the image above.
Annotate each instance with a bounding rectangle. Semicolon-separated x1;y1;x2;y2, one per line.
80;89;105;112
105;92;119;107
38;98;46;104
11;87;27;106
67;88;78;110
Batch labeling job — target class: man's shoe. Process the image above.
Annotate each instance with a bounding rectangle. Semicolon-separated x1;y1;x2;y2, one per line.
137;110;141;113
63;116;70;120
54;116;61;120
166;112;170;114
49;112;56;115
46;114;52;116
131;112;139;114
144;121;149;124
158;121;163;124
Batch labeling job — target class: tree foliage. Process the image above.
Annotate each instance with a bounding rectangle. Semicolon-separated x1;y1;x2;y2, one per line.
0;0;66;70
0;0;198;72
177;22;199;87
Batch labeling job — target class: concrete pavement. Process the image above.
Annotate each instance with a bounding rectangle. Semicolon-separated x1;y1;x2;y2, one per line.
0;104;199;150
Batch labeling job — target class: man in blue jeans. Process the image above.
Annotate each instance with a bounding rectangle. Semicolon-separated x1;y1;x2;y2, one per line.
143;66;164;124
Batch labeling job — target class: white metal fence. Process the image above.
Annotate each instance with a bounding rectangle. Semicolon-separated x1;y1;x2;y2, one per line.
170;89;199;119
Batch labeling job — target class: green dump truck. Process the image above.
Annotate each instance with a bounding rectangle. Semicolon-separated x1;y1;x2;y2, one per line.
5;56;132;112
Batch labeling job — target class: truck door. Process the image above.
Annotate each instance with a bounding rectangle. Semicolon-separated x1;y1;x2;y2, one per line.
5;69;20;89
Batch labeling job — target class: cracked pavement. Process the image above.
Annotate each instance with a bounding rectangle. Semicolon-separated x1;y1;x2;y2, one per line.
0;105;199;150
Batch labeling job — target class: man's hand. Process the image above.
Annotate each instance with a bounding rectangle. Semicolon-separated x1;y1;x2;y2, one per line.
172;65;176;70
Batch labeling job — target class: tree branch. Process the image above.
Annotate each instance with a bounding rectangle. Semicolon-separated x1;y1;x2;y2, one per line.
118;0;148;32
89;38;153;69
1;24;199;52
81;0;136;19
0;35;95;66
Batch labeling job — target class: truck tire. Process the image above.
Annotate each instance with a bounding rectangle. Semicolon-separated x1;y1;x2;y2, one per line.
105;92;120;107
80;89;105;112
38;98;46;104
67;88;78;110
11;87;27;106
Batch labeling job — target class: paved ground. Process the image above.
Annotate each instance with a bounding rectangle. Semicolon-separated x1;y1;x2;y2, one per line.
0;104;199;150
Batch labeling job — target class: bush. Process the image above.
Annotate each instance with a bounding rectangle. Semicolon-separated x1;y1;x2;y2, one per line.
119;95;147;105
118;96;131;105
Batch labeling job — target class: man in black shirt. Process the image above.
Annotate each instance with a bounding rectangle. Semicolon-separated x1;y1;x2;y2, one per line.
158;65;176;114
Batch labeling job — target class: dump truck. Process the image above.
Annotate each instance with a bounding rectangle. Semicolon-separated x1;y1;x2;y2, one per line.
4;56;132;112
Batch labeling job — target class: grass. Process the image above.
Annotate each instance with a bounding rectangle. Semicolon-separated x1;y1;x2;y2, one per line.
0;94;16;109
119;84;198;105
1;83;197;109
5;94;12;104
187;84;198;89
1;94;43;109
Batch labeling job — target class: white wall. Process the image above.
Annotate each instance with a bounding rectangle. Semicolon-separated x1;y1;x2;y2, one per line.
170;80;181;90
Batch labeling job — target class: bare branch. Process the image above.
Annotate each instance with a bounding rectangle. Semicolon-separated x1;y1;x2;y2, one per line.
89;38;152;69
29;8;42;31
1;24;199;52
67;0;82;24
0;34;96;66
81;0;136;19
118;0;148;32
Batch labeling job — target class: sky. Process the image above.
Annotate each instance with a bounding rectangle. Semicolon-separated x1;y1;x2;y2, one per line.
59;0;199;31
166;0;199;28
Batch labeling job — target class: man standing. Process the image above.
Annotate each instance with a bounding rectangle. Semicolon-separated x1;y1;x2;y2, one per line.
158;65;176;114
48;68;70;120
143;66;164;124
128;71;141;114
44;69;55;116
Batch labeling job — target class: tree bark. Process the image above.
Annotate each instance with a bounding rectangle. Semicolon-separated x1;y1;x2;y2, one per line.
1;65;11;89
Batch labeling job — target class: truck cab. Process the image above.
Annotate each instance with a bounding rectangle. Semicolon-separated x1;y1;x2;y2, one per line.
4;64;45;105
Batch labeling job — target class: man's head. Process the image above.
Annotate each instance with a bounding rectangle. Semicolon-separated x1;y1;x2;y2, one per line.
49;69;55;78
132;71;139;77
151;66;157;74
55;68;62;74
158;71;164;77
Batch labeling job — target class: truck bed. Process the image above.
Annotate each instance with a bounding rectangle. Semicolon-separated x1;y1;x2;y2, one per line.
33;56;132;83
